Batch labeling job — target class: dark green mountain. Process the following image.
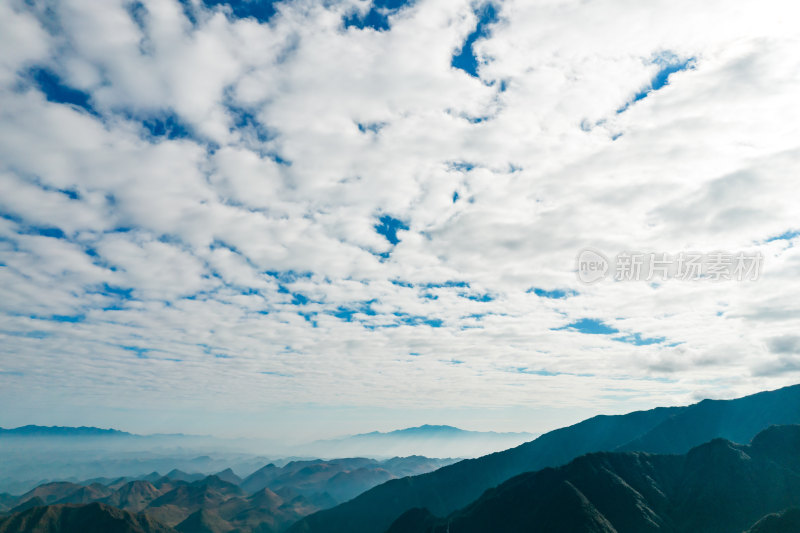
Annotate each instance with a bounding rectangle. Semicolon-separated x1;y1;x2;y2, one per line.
0;502;175;533
386;425;800;533
617;389;800;454
748;508;800;533
384;508;438;533
289;384;800;533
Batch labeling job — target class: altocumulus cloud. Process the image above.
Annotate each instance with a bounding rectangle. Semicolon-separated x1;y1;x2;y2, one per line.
1;0;800;434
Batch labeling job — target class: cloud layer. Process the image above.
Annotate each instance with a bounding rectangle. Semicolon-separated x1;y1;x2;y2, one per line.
1;0;799;437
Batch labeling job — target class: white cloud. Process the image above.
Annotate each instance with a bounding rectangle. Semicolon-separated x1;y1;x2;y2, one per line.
1;0;799;437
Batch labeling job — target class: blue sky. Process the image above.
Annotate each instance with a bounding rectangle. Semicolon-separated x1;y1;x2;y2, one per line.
1;0;799;440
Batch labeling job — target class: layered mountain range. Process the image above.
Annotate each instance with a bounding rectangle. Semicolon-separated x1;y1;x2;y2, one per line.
3;384;800;533
0;502;174;533
289;384;800;533
300;425;534;459
0;456;454;533
6;424;800;533
386;424;800;533
0;424;493;494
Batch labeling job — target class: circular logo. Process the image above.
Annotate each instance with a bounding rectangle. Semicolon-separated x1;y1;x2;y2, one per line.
576;249;609;284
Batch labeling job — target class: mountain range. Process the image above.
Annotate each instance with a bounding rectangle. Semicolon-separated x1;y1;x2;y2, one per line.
299;426;534;459
288;384;800;533
0;502;174;533
0;424;516;495
0;426;132;438
0;428;271;495
385;424;800;533
0;456;456;533
6;424;800;533
4;384;800;533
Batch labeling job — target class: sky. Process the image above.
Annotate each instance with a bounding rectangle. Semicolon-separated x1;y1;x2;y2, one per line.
1;0;799;441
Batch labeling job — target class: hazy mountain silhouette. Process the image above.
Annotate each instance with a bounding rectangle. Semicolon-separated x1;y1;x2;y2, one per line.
241;465;279;494
5;385;800;532
289;384;800;533
0;426;131;438
213;469;242;486
8;424;800;532
385;425;800;533
241;457;456;503
0;457;452;533
0;429;271;495
301;425;532;459
163;471;206;484
0;502;175;533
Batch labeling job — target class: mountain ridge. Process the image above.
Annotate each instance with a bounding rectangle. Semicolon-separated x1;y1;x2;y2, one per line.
0;426;132;438
0;502;176;533
385;424;800;533
299;424;534;460
289;384;800;533
345;425;532;438
0;455;458;532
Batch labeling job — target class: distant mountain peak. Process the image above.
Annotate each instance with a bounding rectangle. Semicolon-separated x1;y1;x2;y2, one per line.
390;425;465;435
212;467;242;486
354;424;529;437
297;424;535;461
0;425;132;437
